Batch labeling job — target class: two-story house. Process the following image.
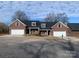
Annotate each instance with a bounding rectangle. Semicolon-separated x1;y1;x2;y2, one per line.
9;19;79;37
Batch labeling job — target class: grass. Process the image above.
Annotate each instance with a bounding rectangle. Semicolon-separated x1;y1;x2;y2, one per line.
25;35;62;41
25;35;45;40
0;33;9;36
0;34;64;42
43;35;64;41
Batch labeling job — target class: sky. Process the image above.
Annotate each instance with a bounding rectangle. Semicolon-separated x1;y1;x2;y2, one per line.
0;1;79;25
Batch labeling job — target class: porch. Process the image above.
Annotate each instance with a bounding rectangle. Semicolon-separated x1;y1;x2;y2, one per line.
39;29;50;36
28;27;50;36
29;27;40;35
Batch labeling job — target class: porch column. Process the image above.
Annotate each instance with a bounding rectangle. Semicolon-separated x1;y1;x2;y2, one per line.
50;30;53;36
29;28;31;35
38;28;40;35
47;30;48;35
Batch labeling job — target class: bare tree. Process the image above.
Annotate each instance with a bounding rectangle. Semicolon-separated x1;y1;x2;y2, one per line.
12;10;29;21
45;12;57;22
0;22;9;33
56;13;69;24
44;12;69;24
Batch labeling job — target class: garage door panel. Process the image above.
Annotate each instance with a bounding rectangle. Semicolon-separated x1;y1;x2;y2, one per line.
53;31;66;37
11;29;25;35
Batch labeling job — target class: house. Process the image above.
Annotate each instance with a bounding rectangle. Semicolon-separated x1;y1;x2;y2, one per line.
9;19;27;35
9;19;79;37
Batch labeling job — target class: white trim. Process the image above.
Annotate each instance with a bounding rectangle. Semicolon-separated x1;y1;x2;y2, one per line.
41;23;46;28
17;19;26;26
29;27;39;29
51;21;69;28
9;19;26;26
31;22;36;26
40;29;50;30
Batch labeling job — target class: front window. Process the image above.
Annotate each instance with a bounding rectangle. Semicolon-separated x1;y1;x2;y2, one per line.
15;22;18;26
32;22;36;26
59;24;62;28
59;24;60;28
57;24;62;28
15;21;20;26
41;23;46;28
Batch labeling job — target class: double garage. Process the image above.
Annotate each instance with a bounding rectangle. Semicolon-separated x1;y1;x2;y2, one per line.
11;29;25;35
53;31;66;37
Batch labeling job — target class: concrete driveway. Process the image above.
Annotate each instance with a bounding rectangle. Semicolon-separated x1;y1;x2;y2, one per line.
0;35;78;58
67;36;79;42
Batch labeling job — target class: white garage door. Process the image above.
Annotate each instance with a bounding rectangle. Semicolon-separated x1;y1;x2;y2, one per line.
53;31;66;37
11;29;25;35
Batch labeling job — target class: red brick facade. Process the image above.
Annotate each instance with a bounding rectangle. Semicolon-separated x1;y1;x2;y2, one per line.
51;22;68;31
51;22;70;36
9;20;26;29
9;20;79;37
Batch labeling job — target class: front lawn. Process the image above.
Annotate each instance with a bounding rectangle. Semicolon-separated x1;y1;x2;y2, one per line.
24;35;64;42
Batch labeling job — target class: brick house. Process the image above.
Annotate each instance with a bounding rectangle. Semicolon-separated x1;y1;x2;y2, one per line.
9;19;79;37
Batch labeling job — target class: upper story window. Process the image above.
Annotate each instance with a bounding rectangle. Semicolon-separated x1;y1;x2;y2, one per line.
32;22;36;26
17;22;19;26
15;21;20;27
57;24;62;28
41;23;46;28
59;24;60;28
15;22;18;26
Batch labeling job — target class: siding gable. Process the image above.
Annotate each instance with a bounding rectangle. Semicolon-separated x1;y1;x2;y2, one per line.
51;21;69;31
51;21;69;28
9;19;26;26
9;19;26;29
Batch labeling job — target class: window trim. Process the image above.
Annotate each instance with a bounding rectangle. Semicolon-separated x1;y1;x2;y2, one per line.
41;23;46;28
32;22;36;26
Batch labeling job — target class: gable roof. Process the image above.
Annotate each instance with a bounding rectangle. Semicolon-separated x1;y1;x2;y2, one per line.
9;19;26;26
68;23;79;31
10;19;79;31
20;20;56;29
51;21;69;28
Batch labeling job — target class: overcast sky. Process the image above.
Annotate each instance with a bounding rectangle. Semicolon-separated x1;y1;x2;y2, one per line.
0;1;79;24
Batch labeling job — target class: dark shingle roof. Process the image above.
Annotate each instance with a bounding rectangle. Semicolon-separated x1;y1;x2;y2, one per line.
68;23;79;31
21;20;40;27
20;20;56;29
20;20;79;31
39;22;56;29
